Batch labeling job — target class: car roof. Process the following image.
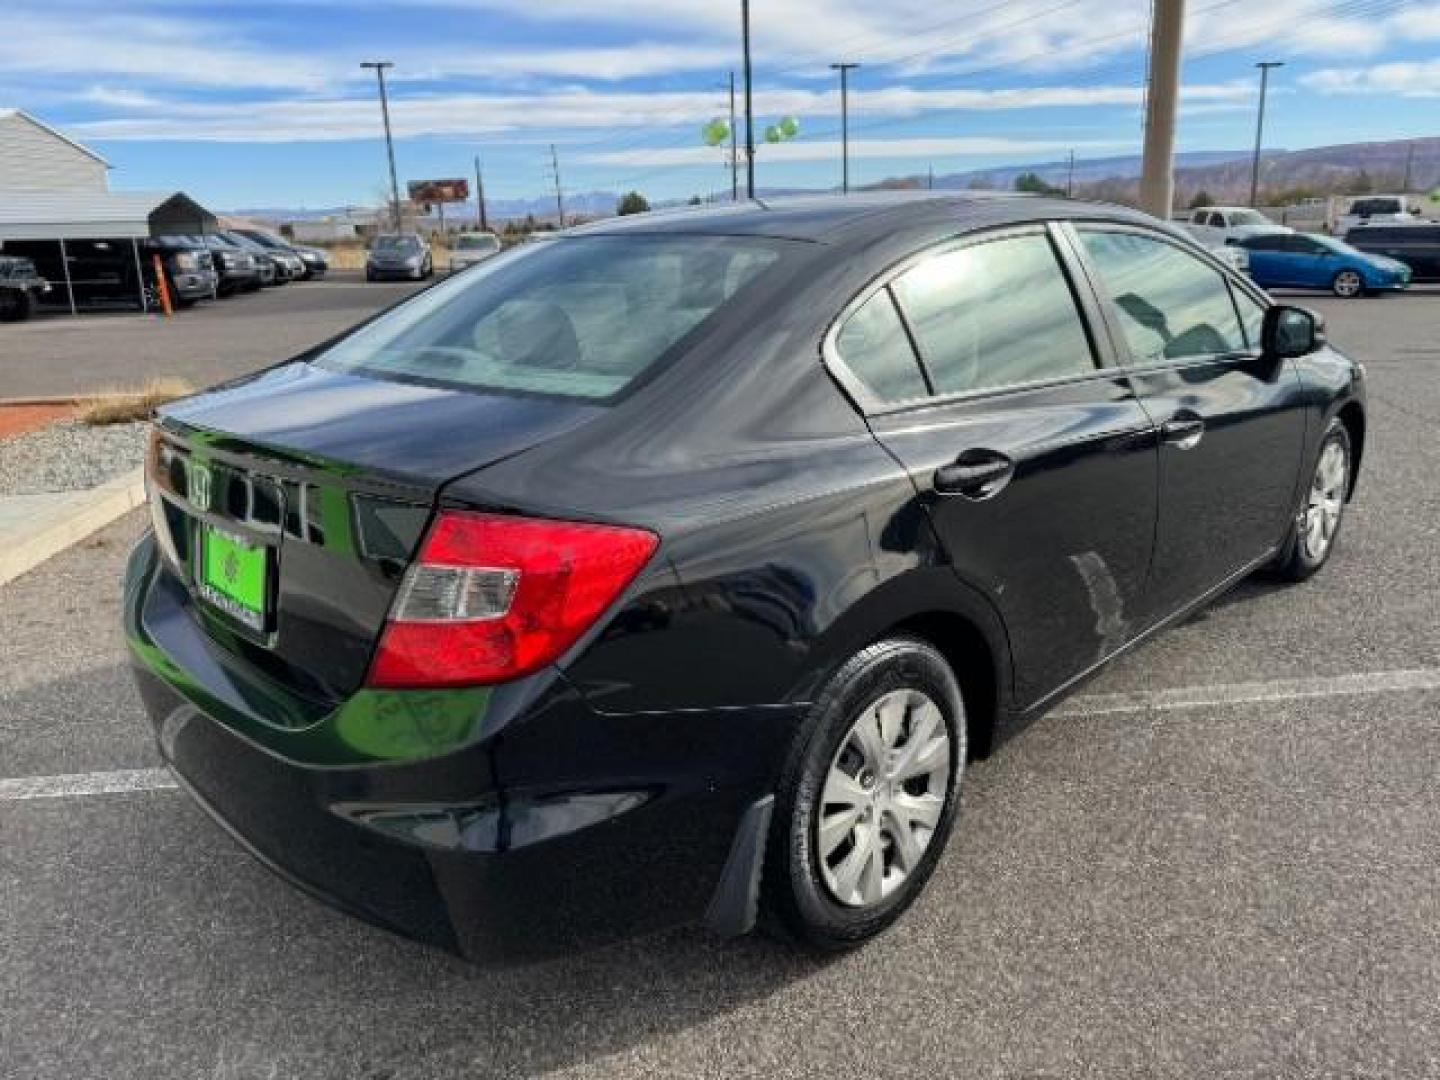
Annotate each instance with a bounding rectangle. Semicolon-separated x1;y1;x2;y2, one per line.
564;191;1159;245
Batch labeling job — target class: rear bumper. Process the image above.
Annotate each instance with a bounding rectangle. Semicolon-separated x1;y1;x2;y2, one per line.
124;535;798;960
367;264;424;279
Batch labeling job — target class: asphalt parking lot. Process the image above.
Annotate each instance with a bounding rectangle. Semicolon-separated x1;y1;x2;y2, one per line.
2;290;1438;1079
2;273;423;400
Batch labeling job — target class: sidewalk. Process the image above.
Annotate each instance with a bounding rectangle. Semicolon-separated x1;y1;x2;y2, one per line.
0;468;145;586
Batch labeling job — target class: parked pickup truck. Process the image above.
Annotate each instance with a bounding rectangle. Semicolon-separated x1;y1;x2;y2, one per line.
0;254;50;322
1180;206;1290;246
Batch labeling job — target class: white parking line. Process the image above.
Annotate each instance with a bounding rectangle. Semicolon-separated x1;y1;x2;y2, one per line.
0;768;176;801
1052;668;1440;718
2;669;1438;802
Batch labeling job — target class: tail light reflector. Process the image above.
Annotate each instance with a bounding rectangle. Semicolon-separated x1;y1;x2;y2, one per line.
366;511;658;688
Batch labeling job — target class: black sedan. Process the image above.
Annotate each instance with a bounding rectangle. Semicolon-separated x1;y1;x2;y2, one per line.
126;194;1366;959
1344;222;1440;283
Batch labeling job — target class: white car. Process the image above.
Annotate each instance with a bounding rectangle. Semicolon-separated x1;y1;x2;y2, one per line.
1182;206;1290;246
1334;195;1425;236
448;232;503;272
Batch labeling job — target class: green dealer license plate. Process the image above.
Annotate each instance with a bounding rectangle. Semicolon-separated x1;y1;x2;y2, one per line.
198;525;270;632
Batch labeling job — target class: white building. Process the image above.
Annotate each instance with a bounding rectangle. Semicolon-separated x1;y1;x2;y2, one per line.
0;109;217;312
0;109;111;193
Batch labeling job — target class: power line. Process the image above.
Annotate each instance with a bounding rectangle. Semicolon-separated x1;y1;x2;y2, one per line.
548;143;565;226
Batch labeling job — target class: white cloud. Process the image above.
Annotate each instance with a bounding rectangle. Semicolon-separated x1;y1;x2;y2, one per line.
61;80;1253;143
1301;59;1440;98
0;11;340;91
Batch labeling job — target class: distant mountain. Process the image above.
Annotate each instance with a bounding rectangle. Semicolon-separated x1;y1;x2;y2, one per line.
887;150;1255;193
229;138;1440;224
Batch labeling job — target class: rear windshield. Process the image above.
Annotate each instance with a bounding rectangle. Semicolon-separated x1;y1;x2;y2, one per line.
375;236;421;252
316;235;788;400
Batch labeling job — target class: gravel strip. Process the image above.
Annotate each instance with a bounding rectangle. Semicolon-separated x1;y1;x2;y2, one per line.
0;420;147;496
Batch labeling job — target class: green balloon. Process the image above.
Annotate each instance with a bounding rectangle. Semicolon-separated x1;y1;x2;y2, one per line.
701;118;730;147
778;115;800;139
764;124;782;144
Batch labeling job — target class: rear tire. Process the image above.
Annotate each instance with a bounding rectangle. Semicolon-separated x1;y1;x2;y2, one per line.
1271;417;1352;582
761;637;966;952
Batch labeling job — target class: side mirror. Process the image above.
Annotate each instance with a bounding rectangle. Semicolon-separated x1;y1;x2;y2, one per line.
1263;305;1326;359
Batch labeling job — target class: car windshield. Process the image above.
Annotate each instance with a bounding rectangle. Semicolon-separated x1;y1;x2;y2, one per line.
455;235;500;251
375;236;420;252
244;232;286;249
317;235;788;400
1229;210;1269;227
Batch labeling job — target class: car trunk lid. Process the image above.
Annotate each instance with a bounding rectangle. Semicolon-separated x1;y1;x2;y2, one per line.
148;362;602;703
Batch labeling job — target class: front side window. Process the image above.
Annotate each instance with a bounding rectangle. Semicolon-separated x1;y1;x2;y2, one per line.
1079;230;1245;364
890;233;1097;396
318;235;787;400
834;288;928;403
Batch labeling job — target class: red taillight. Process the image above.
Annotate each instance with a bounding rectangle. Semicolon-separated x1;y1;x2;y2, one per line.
366;511;659;688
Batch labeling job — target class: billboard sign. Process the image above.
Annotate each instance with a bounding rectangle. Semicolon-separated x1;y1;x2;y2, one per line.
407;178;470;205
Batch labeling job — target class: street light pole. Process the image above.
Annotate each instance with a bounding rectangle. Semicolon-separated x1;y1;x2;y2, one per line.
830;62;860;194
1250;61;1284;208
729;71;740;202
361;61;402;231
742;0;756;199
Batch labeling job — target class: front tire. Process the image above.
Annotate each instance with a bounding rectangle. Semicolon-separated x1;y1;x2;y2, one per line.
1272;417;1352;581
762;637;966;952
1332;269;1364;298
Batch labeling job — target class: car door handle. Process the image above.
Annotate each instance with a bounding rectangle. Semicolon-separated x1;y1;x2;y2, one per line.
934;450;1015;499
1160;414;1205;450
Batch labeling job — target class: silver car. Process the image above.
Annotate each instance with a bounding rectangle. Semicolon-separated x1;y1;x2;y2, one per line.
448;232;503;273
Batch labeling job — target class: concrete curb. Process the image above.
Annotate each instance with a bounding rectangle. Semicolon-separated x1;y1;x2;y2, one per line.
0;468;146;587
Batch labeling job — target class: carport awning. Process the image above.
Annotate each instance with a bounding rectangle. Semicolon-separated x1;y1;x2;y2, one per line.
0;191;216;241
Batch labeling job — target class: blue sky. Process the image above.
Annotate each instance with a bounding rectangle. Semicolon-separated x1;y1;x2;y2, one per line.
4;0;1438;210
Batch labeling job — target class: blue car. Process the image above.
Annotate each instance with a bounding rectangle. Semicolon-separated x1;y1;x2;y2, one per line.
1236;232;1411;298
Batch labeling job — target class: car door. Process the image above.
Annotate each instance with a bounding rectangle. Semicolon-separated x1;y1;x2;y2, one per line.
1068;224;1306;622
827;224;1159;707
1240;234;1290;286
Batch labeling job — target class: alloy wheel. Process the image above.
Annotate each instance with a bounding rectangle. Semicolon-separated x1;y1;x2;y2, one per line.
816;688;951;908
1333;270;1363;298
1302;438;1348;562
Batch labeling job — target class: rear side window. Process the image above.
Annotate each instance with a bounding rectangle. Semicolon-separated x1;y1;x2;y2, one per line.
890;233;1098;395
317;236;786;400
1079;230;1245;364
834;289;928;402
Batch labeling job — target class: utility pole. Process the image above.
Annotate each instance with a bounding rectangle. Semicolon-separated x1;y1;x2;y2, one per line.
549;143;565;228
1403;142;1415;191
1249;61;1283;208
474;156;489;232
361;61;402;231
742;0;756;199
729;71;740;202
927;165;934;191
1067;149;1076;197
1138;0;1186;220
830;62;860;194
